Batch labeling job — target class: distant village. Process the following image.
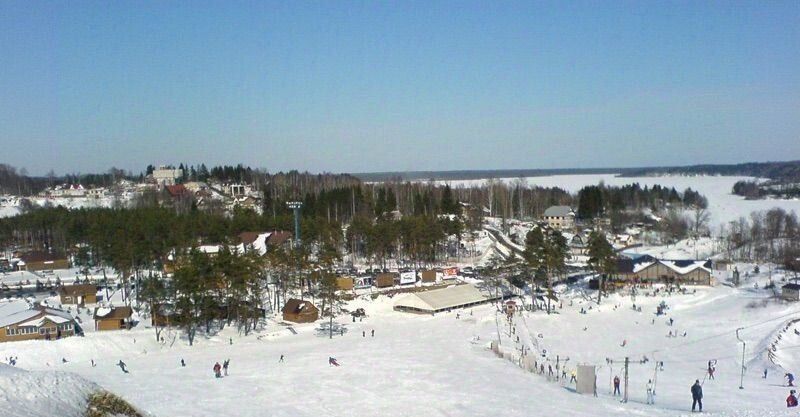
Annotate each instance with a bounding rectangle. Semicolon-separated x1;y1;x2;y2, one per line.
0;163;798;345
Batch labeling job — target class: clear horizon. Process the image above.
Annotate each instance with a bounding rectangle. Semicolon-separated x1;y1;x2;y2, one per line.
1;1;799;176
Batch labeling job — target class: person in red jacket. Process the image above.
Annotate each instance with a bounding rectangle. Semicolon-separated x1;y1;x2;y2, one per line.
213;362;222;378
787;390;798;407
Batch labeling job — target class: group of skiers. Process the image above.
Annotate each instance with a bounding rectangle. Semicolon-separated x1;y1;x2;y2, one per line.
212;359;230;378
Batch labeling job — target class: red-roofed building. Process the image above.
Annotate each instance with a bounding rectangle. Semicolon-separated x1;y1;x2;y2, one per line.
165;184;189;198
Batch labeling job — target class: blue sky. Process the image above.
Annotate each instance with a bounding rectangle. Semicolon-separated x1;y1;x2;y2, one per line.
1;1;798;175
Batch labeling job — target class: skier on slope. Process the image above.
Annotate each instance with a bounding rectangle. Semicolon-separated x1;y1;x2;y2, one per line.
223;359;229;376
787;373;796;387
329;357;340;367
613;376;621;396
117;360;128;373
213;362;222;378
646;379;655;404
691;380;703;412
788;390;798;408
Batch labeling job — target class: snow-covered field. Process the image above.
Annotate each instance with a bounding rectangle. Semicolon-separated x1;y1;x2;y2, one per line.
0;195;128;219
3;265;800;417
442;174;800;229
2;175;800;417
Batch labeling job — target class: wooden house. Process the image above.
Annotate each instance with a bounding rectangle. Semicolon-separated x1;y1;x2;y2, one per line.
282;299;319;323
613;256;713;286
0;301;76;343
17;251;69;272
58;284;97;306
93;306;133;331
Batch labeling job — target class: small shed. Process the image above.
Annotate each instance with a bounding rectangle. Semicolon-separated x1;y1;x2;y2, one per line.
782;283;800;301
93;306;133;331
375;273;397;288
59;284;98;306
282;299;319;323
420;270;437;283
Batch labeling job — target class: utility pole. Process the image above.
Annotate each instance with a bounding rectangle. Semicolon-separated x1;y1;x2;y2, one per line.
287;201;304;298
736;327;746;389
623;357;630;403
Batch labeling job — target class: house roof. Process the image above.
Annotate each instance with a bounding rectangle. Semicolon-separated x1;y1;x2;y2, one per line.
238;232;262;246
615;257;711;276
19;251;67;263
0;300;35;327
59;284;97;296
783;283;800;291
282;299;318;314
543;206;574;217
393;284;491;313
267;231;292;246
614;258;636;274
236;232;271;255
93;306;133;320
165;184;188;197
0;301;74;328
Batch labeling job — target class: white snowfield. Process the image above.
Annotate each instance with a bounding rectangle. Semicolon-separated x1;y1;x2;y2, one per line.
2;267;800;417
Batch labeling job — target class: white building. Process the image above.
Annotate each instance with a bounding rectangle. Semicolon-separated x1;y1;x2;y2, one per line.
543;206;575;230
152;168;183;186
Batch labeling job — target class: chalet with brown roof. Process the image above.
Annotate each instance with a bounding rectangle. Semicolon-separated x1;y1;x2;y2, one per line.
237;231;293;255
18;251;69;272
59;284;97;306
282;299;319;323
93;306;133;331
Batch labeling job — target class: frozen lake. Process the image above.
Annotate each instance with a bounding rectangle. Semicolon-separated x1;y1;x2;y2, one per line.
439;174;800;229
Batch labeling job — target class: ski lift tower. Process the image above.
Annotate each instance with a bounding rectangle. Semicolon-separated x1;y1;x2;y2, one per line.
286;201;303;247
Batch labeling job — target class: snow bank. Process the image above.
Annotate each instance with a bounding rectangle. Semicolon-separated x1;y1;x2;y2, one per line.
0;364;99;417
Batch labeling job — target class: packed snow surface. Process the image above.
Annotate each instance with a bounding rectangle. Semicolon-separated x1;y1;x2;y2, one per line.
3;266;800;417
0;363;100;417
